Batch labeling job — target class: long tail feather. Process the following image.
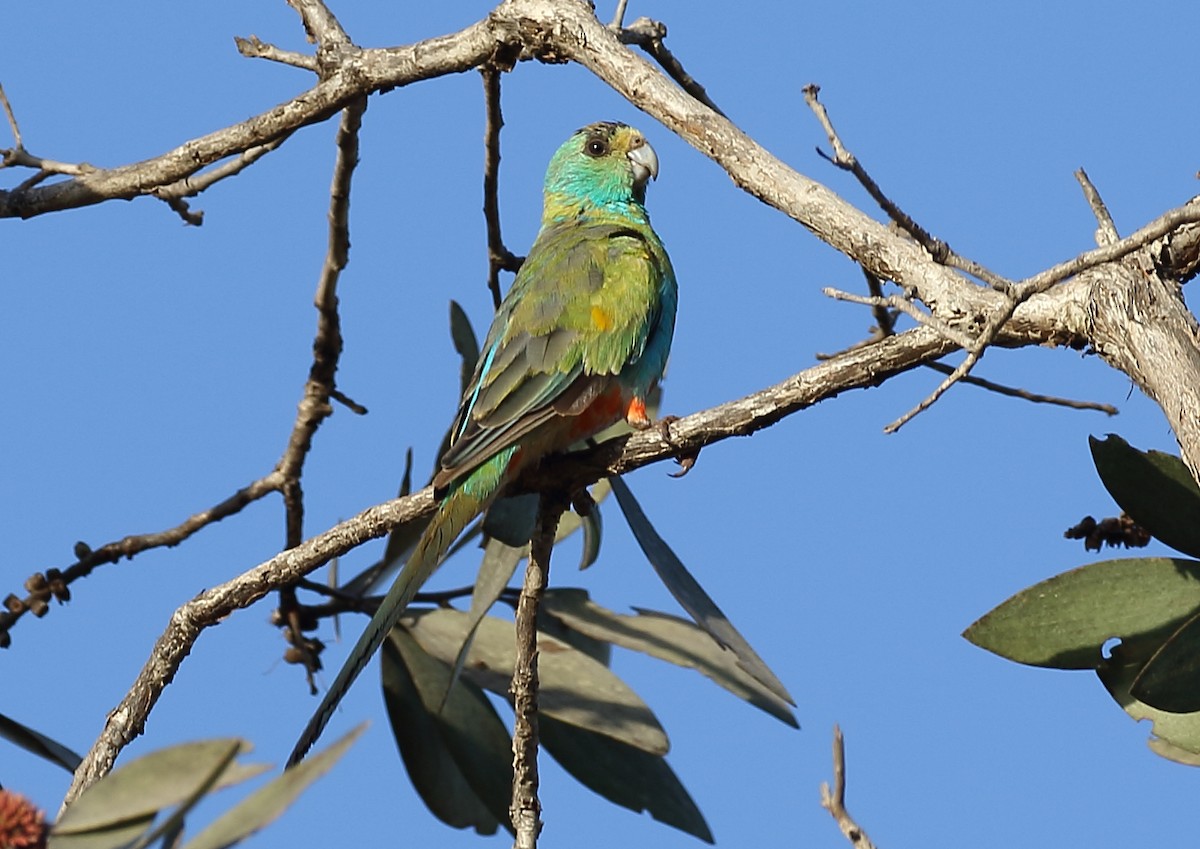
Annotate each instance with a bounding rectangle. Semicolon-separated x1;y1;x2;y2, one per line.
287;449;515;766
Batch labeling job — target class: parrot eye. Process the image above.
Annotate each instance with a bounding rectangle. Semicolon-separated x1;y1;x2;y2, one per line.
584;137;609;157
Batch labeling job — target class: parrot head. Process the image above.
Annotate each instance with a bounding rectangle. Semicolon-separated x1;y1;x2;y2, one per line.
543;122;660;212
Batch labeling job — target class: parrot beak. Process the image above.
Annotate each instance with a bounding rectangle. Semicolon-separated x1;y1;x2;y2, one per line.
627;140;659;187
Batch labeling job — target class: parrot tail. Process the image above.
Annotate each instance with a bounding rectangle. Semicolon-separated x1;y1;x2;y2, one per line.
287;447;517;766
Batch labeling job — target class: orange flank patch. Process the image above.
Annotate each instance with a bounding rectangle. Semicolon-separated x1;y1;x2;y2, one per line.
625;397;650;429
590;305;613;331
567;385;625;442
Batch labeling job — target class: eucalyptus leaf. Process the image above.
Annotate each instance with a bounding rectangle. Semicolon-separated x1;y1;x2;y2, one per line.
1131;608;1200;712
440;538;525;711
55;740;253;835
964;557;1200;669
1098;637;1200;762
49;815;156;849
543;589;797;728
403;607;669;754
540;716;713;843
382;629;510;832
181;726;363;849
0;711;82;773
482;494;538;547
1090;434;1200;558
610;476;795;706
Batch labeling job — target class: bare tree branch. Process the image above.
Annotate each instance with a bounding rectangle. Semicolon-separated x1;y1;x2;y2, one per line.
820;726;880;849
510;492;568;849
481;64;522;309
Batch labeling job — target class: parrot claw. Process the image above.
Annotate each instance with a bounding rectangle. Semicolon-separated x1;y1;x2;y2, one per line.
657;415;700;477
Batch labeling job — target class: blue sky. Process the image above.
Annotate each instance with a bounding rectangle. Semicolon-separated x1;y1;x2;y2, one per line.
5;1;1199;846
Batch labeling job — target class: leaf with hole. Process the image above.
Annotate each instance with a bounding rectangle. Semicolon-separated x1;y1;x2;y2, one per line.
965;557;1200;669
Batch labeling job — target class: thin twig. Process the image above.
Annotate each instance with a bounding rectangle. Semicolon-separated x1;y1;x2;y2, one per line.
618;18;726;118
287;0;350;46
274;96;368;690
825;272;1117;416
609;0;631;29
511;492;568;849
0;472;285;647
481;65;522;309
234;35;320;71
820;726;880;849
0;84;24;148
153;137;289;225
802;84;1013;293
823;286;978;350
1075;167;1119;246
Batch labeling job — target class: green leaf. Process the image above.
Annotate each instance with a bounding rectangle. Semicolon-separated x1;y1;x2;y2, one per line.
540;716;713;843
449;300;480;397
1131;608;1200;712
403;607;669;754
609;476;795;707
55;740;255;835
1090;434;1200;558
382;629;510;832
482;494;538;547
441;538;525;711
0;711;82;773
49;816;156;849
181;726;363;849
964;557;1200;669
543;589;797;728
1098;636;1200;763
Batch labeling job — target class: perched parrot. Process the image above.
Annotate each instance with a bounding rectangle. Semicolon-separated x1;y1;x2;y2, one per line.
288;121;677;765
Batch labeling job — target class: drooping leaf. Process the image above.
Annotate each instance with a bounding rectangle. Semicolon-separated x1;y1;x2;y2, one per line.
1098;636;1200;763
181;726;363;849
0;711;82;773
482;494;538;547
403;607;669;754
48;816;156;849
537;601;612;667
449;300;480;398
441;538;525;710
382;629;510;832
964;557;1200;669
543;589;797;728
1090;434;1200;558
54;740;256;835
127;740;243;849
609;476;795;707
540;716;713;843
1131;608;1200;712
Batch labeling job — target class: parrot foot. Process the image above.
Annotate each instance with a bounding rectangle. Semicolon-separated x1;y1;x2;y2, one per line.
656;415;700;478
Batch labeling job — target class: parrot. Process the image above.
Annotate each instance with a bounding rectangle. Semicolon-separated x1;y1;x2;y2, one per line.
288;121;677;766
